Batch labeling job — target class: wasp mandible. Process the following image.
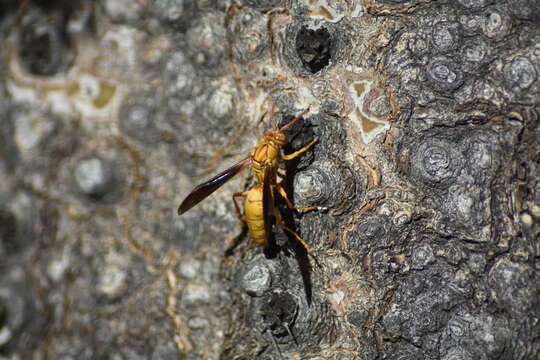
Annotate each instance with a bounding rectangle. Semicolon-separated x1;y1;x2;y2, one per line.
177;106;318;254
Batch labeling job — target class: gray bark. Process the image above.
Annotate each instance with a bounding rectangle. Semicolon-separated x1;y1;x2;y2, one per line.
0;0;538;359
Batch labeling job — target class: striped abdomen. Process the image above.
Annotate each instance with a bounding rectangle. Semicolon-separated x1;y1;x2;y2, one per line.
244;186;267;247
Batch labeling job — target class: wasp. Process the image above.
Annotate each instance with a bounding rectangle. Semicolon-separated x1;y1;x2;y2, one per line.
177;106;318;255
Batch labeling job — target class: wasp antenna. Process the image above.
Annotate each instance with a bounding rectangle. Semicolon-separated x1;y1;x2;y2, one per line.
279;108;310;132
258;110;269;125
270;102;277;129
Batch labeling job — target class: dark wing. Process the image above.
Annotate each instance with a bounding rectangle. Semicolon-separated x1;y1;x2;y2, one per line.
262;165;275;248
178;157;250;215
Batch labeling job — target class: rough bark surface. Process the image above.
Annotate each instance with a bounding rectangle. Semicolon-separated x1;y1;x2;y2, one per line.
0;0;538;359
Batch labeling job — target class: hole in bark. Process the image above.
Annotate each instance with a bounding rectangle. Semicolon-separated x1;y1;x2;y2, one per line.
295;26;332;73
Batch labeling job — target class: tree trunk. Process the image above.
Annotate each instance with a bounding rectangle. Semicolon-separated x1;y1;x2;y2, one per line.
0;0;538;359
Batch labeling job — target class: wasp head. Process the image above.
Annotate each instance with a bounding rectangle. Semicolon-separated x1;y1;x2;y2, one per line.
265;130;287;145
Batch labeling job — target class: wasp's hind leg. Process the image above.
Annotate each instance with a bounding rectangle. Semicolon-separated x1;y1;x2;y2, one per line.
232;192;248;222
273;215;321;268
225;192;249;255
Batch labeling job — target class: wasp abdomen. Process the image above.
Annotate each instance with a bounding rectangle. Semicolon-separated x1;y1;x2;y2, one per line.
244;186;267;247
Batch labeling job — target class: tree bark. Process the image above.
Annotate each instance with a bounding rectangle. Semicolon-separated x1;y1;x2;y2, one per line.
0;0;538;359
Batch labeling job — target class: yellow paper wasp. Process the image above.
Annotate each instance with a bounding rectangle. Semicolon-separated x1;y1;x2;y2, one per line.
177;106;318;256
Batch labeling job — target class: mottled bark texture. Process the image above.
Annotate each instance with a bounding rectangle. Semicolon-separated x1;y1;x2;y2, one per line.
0;0;538;359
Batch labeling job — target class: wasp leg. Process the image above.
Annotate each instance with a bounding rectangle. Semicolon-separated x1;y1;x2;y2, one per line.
275;183;318;212
275;216;321;268
281;138;318;161
274;216;312;255
232;192;248;222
